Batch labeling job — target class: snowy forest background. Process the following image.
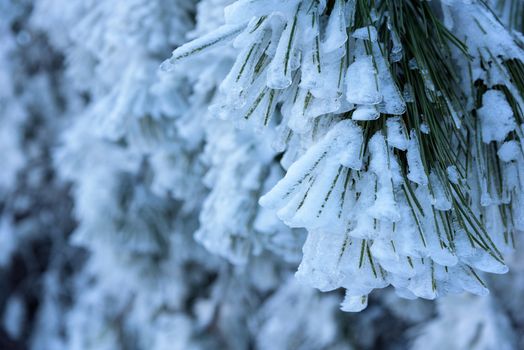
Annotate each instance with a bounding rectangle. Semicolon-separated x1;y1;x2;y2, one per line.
1;0;524;349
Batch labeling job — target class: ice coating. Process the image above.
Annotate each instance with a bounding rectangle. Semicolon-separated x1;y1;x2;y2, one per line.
345;55;381;105
367;133;400;222
407;131;429;186
160;23;247;70
387;116;409;150
498;141;520;162
322;0;348;53
267;3;301;89
477;90;516;143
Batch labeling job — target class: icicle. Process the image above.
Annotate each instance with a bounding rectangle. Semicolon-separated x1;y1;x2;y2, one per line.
322;0;347;53
386;116;408;150
352;105;379;121
477;90;516;143
429;172;452;211
370;41;406;115
340;293;368;312
345;55;381;105
160;23;247;70
407;131;428;186
498;141;520;162
367;133;401;222
267;3;302;89
296;229;348;291
352;26;378;42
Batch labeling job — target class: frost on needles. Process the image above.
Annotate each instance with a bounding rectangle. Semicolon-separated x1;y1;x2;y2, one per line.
163;0;524;311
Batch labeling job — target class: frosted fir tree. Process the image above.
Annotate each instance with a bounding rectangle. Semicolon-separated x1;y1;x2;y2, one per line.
163;0;524;311
0;2;81;349
411;294;517;350
250;277;351;350
0;24;25;197
38;1;221;349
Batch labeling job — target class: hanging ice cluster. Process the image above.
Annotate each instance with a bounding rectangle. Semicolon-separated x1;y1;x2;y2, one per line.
444;1;524;239
163;0;524;311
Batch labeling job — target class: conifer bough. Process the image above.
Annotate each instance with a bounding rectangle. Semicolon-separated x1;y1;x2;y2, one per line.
163;0;524;311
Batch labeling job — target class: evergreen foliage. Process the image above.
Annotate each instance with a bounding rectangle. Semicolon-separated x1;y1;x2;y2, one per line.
1;0;524;349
